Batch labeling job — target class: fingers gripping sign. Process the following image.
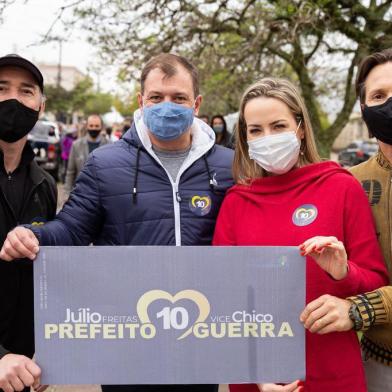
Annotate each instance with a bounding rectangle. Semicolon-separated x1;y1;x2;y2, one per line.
258;380;304;392
0;227;39;261
300;294;354;334
299;236;348;280
0;354;42;392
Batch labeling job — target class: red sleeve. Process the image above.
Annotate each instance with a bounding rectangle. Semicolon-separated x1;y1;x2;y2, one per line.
331;176;389;297
213;193;237;246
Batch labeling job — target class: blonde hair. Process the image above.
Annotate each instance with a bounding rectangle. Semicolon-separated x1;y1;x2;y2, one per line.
233;77;321;183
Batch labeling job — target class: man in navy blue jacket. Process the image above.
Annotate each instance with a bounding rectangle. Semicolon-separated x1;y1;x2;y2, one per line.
1;53;234;392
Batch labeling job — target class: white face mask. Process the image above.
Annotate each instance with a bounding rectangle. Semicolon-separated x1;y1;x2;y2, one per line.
247;123;302;175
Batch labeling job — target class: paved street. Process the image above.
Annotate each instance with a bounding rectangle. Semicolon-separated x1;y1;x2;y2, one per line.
57;183;68;211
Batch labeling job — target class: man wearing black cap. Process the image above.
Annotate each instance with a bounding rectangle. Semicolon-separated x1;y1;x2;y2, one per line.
0;54;57;392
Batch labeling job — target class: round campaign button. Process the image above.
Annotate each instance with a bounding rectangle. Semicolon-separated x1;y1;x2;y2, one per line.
189;195;212;216
292;204;318;226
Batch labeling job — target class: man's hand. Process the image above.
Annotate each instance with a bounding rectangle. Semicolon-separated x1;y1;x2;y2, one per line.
300;294;354;334
0;354;41;392
258;380;303;391
0;227;39;261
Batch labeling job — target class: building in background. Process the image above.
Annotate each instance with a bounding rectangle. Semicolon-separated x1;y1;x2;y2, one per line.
332;111;370;151
38;63;85;91
37;63;86;124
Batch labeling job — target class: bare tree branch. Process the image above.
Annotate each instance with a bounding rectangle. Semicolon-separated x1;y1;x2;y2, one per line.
38;0;392;154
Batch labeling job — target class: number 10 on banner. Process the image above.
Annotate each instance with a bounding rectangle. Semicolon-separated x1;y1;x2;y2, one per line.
157;307;189;330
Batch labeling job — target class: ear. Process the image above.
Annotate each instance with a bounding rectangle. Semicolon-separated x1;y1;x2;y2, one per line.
296;119;305;140
137;92;143;109
194;95;203;116
299;126;305;140
38;100;46;118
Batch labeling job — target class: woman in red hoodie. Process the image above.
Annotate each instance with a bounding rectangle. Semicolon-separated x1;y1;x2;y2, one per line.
213;78;388;392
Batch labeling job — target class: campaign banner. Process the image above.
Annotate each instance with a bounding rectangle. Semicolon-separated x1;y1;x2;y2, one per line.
34;246;305;385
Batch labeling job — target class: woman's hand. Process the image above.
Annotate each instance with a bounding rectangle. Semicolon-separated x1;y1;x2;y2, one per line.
299;236;348;280
257;380;304;391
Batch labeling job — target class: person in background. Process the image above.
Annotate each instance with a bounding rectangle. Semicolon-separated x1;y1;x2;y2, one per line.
198;114;209;124
105;125;113;140
0;54;57;392
111;126;123;141
211;114;234;149
60;125;78;183
300;48;392;392
213;77;388;392
64;113;109;194
122;117;133;137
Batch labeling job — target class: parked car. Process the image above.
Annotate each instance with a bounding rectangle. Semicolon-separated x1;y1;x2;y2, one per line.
338;140;379;167
28;120;61;180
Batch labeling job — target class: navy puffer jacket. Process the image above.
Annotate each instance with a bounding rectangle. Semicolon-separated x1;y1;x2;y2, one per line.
33;114;234;247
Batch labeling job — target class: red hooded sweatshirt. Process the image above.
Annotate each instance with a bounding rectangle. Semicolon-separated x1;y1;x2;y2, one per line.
213;162;388;392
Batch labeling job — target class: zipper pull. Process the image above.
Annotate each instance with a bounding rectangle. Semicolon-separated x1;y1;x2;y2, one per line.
7;172;11;181
176;191;182;203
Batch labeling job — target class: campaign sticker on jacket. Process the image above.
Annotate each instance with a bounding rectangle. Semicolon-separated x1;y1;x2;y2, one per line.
189;195;212;216
292;204;318;226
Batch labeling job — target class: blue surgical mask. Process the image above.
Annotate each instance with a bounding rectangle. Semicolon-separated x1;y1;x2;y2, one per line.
143;101;195;141
213;124;224;134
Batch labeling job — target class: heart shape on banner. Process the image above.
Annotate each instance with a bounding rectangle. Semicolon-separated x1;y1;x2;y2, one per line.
136;289;211;340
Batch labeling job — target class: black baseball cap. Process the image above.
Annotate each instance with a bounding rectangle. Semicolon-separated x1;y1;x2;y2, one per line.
0;54;44;92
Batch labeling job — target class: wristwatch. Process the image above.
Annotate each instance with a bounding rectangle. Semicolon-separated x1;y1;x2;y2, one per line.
349;302;363;331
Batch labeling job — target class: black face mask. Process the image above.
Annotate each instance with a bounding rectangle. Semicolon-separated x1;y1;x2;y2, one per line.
0;99;39;143
362;96;392;145
87;129;101;139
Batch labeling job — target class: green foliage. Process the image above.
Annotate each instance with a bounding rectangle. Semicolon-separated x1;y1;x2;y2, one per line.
70;77;94;110
84;92;113;115
55;0;392;152
44;85;72;115
44;76;130;119
113;93;138;117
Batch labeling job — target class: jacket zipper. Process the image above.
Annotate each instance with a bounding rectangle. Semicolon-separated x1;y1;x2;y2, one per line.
2;173;45;226
143;153;183;246
133;116;215;246
144;147;211;246
171;149;211;246
1;172;18;225
19;178;45;220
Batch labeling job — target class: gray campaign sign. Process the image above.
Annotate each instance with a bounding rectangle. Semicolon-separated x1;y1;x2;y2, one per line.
34;246;305;385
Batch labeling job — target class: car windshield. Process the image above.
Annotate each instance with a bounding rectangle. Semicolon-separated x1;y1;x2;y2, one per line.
347;143;359;149
30;122;56;141
363;142;378;152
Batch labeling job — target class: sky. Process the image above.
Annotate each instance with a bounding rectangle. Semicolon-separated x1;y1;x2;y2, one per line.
0;0;118;92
